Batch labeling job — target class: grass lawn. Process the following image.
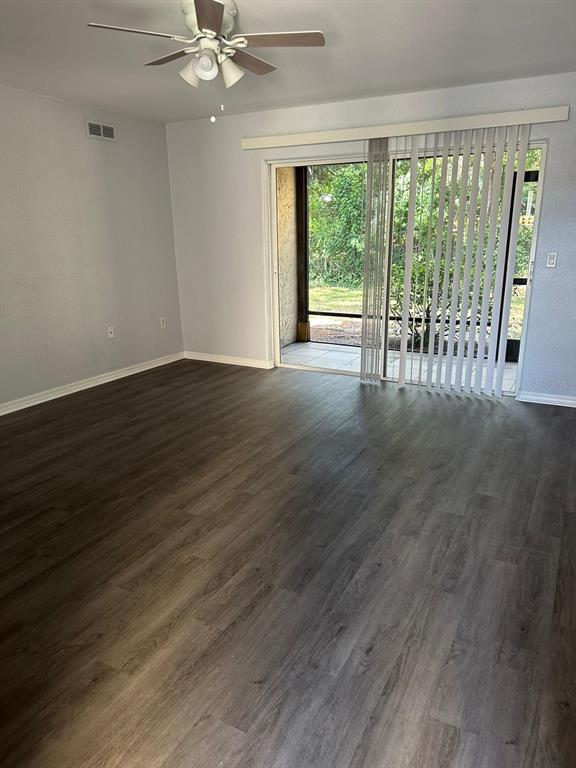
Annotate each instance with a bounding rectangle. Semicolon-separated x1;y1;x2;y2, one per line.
309;283;526;339
309;285;363;314
508;288;526;340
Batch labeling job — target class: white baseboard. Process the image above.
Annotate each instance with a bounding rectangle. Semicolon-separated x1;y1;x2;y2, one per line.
184;351;275;369
0;352;185;416
516;391;576;408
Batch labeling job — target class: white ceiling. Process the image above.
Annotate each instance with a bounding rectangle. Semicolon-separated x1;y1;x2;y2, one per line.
1;0;575;123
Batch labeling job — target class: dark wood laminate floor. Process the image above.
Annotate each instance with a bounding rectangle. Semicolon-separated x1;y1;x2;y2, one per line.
0;360;574;768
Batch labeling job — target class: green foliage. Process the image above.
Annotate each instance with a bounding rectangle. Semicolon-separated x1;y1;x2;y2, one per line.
308;163;366;288
307;150;540;340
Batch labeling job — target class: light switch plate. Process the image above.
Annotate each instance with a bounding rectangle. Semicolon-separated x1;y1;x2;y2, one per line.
546;252;558;268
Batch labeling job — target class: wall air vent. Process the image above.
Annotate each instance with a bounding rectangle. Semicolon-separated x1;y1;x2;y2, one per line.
86;120;117;141
101;124;116;140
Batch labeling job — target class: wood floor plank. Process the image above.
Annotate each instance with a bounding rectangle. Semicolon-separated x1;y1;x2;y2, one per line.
0;361;574;767
411;717;478;768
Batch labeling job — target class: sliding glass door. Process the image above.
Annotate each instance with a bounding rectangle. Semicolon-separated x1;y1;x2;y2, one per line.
277;162;366;374
275;139;542;392
381;135;541;395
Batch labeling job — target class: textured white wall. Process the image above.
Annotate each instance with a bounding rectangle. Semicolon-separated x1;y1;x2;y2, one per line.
276;167;298;347
167;72;576;399
0;86;183;403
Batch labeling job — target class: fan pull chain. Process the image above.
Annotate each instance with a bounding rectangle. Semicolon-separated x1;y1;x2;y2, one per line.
209;103;225;123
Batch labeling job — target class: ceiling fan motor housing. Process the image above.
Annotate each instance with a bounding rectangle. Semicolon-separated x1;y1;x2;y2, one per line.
182;0;238;37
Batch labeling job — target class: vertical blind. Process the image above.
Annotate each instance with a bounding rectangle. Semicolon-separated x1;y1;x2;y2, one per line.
361;124;530;396
360;138;388;383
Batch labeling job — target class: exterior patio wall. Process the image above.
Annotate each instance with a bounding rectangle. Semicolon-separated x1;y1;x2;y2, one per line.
276;167;298;348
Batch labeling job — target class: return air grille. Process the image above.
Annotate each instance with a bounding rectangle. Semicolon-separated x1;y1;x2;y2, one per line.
101;124;116;139
86;120;117;141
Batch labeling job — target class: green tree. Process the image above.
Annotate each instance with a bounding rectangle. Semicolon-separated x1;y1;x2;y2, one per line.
308;163;366;287
307;149;540;347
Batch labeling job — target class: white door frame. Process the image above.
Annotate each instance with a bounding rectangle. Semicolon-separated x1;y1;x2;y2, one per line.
264;152;365;376
515;140;548;396
262;140;548;391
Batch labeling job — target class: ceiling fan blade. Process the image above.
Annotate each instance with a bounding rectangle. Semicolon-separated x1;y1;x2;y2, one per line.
232;49;276;75
234;31;326;48
145;48;196;66
88;23;191;42
194;0;225;33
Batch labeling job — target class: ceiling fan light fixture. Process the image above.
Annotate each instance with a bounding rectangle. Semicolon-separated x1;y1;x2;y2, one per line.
220;55;245;88
178;58;201;86
192;48;219;80
90;1;327;92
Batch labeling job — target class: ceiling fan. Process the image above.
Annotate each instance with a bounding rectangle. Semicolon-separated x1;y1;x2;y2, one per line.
89;0;326;89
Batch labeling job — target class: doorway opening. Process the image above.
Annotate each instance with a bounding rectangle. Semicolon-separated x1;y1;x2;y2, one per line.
277;161;365;374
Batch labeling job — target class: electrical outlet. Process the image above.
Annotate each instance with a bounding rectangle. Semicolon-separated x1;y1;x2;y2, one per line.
107;325;115;339
160;316;167;330
545;252;558;268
